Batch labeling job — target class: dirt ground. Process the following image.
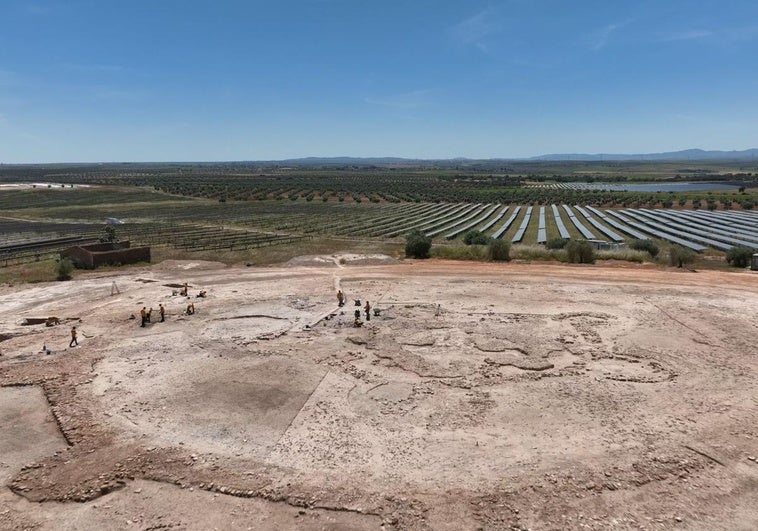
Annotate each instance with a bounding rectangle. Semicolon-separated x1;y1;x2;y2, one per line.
1;256;757;530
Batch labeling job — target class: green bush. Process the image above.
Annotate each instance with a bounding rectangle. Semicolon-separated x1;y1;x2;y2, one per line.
726;246;755;268
668;245;696;268
463;230;491;245
512;245;566;262
545;237;569;250
565;240;595;264
56;258;74;281
595;249;647;263
99;225;117;243
430;245;488;261
488;239;511;261
405;230;432;259
629;238;659;258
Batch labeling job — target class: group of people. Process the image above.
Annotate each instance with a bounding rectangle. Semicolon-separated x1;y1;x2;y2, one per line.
137;282;203;327
140;304;166;327
337;290;373;327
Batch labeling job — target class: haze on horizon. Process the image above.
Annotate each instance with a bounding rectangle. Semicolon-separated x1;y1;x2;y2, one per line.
1;0;757;164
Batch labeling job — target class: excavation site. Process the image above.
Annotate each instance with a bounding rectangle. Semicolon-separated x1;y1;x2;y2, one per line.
1;257;757;530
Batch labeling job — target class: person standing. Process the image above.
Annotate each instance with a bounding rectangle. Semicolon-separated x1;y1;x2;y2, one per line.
159;304;165;322
364;300;371;321
69;326;78;347
140;307;147;327
337;289;345;307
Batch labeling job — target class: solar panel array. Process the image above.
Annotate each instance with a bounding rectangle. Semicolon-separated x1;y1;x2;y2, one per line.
537;206;547;244
512;206;533;243
562;205;595;239
492;206;522;239
551;204;571;239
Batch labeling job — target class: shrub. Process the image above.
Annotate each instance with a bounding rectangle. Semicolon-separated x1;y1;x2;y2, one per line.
405;230;432;259
56;258;74;281
430;245;488;261
99;225;117;243
565;240;595;264
668;245;696;268
512;245;565;262
629;238;659;258
488;239;511;261
726;246;755;268
463;230;491;245
595;249;647;263
545;237;569;250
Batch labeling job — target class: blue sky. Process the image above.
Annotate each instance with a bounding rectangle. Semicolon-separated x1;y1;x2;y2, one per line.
1;0;757;162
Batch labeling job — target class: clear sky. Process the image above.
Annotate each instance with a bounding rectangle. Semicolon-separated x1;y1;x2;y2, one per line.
1;0;757;162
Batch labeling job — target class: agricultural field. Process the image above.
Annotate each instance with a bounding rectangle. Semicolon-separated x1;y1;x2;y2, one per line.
1;163;757;530
0;162;757;268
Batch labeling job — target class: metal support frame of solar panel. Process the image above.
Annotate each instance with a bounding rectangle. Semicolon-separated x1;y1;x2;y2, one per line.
512;206;533;243
492;206;522;239
536;206;547;243
620;210;726;250
561;205;595;239
549;205;571;239
606;210;706;251
424;204;487;237
383;203;472;237
479;205;509;232
680;210;758;233
644;209;758;245
573;205;624;242
443;204;501;239
635;209;758;248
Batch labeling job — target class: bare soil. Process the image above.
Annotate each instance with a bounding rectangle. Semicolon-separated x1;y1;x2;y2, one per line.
1;256;757;530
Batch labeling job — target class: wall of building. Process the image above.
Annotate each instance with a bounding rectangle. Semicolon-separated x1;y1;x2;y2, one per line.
61;241;150;269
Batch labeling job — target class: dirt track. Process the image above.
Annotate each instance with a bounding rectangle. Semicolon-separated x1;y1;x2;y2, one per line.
1;257;757;530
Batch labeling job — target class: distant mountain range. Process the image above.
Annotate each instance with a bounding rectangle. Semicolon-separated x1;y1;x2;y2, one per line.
528;148;758;161
271;149;758;165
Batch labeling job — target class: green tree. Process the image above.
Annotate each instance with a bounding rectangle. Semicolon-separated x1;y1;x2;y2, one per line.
56;258;74;281
488;239;511;261
100;225;117;243
463;230;491;245
726;246;755;268
629;239;659;258
565;240;595;264
545;237;569;250
405;230;432;259
668;245;696;268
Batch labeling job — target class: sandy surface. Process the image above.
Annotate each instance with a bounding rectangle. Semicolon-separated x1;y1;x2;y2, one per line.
1;258;757;530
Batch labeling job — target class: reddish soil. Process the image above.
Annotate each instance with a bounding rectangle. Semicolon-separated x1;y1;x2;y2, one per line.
1;257;757;530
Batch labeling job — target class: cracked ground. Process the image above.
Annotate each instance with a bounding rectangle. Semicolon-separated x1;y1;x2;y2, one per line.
1;257;757;530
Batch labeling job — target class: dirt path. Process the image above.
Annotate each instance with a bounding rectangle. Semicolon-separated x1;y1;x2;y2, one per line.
1;258;757;530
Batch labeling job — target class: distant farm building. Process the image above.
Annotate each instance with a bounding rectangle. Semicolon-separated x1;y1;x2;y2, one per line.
60;241;150;269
